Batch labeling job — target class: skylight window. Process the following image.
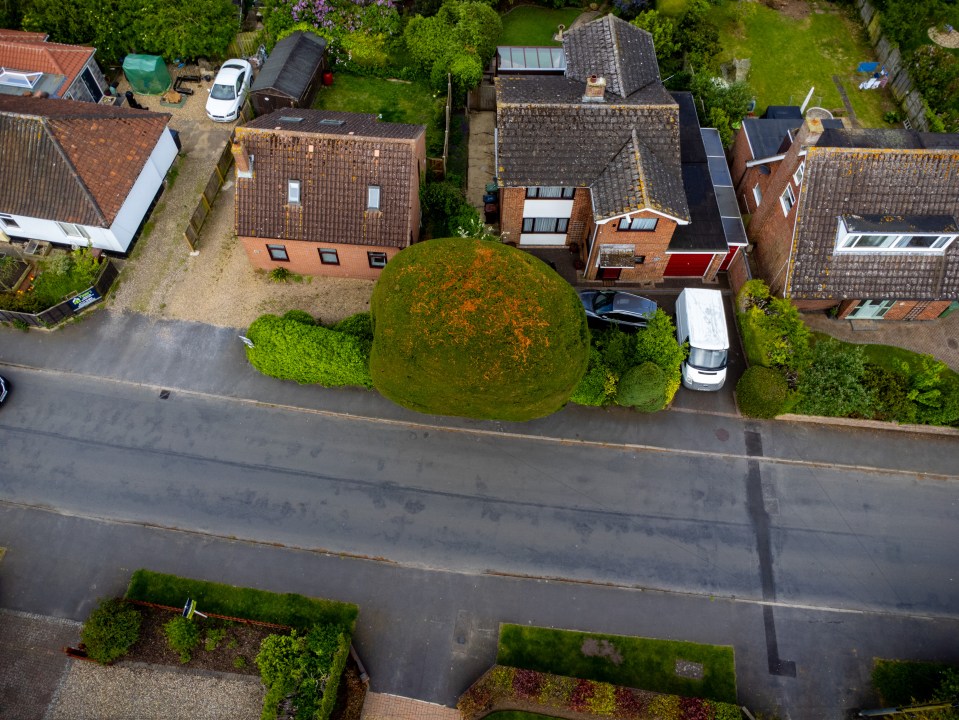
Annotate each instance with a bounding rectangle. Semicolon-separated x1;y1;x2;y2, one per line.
0;68;42;88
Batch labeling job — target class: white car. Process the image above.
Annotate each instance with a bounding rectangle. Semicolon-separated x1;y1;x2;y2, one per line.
206;59;252;122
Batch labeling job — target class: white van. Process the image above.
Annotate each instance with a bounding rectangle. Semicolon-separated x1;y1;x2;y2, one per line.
675;289;729;391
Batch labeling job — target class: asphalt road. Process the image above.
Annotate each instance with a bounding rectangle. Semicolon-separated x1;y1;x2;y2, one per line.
2;363;959;719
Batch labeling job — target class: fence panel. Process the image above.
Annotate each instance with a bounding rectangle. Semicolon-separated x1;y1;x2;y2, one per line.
182;138;235;250
0;260;117;328
468;84;496;111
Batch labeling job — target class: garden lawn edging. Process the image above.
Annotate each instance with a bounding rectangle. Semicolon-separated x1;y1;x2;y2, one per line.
458;666;741;720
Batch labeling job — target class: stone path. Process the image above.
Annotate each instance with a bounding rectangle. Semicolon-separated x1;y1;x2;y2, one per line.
360;692;460;720
831;75;861;128
466;111;495;213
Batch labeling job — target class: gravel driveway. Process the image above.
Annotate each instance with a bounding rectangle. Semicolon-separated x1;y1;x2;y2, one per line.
109;77;375;329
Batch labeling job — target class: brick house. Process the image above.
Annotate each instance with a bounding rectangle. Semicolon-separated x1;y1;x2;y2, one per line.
0;95;178;253
735;115;959;320
0;30;108;102
495;15;741;283
233;110;426;280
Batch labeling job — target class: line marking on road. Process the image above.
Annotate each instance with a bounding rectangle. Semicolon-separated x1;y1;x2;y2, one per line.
3;362;958;482
2;499;954;623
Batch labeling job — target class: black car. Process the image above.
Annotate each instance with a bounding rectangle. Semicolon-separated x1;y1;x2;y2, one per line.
0;375;8;406
578;290;657;331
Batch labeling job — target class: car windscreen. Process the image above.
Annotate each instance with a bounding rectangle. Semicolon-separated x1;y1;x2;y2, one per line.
592;293;614;313
688;347;727;370
211;83;236;100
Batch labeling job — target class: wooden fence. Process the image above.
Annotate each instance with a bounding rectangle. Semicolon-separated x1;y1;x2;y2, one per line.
183;133;237;250
468;82;496;112
856;0;929;131
0;260;119;328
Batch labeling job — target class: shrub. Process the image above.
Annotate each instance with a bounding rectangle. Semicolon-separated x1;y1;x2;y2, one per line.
245;314;373;388
617;362;667;412
282;309;316;325
613;0;653;22
872;659;958;706
233;655;248;669
81;598;142;664
370;239;589;421
737;279;810;377
204;628;227;651
570;346;618;407
331;312;374;343
795;339;871;417
736;366;788;419
270;267;293;283
164;616;200;663
421;180;476;238
863;364;915;423
341;32;390;68
632;310;684;404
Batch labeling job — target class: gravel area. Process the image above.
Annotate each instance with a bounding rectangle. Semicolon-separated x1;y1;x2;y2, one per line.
108;68;375;329
45;661;265;720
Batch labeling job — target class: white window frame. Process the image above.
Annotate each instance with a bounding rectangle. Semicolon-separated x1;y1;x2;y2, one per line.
617;217;658;231
793;162;805;186
288;180;301;204
367;185;381;211
752;184;762;208
56;222;91;240
780;185;796;216
526;186;575;199
835;218;956;254
522;217;569;233
0;69;42;88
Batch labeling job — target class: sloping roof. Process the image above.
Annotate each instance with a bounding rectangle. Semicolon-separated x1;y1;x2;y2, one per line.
0;96;172;226
563;15;660;99
0;37;94;93
742;117;845;160
0;30;49;42
251;31;326;100
592;129;688;222
235;110;425;248
788;131;959;300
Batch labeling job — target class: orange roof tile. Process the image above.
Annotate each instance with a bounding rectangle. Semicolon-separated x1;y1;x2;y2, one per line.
0;39;95;88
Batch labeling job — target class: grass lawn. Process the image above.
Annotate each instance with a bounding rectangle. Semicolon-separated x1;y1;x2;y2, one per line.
497;624;737;704
313;74;445;155
710;0;897;127
125;569;358;631
499;6;585;46
811;332;959;385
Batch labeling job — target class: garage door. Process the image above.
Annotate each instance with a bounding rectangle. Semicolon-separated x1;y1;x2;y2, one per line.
664;253;713;277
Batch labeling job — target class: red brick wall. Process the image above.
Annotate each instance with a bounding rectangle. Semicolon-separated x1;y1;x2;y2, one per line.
916;301;953;320
704;253;724;282
499;187;526;245
729;128;784;215
726;248;751;296
584;212;676;282
241;237;400;280
852;300;954;321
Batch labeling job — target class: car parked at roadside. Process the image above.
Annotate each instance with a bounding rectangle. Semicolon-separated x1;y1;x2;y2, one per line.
578;289;657;331
206;59;252;122
0;375;9;406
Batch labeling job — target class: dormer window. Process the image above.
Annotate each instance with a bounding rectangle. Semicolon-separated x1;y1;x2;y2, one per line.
835;215;957;253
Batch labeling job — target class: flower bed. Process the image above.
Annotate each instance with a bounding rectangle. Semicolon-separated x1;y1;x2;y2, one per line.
458;666;741;720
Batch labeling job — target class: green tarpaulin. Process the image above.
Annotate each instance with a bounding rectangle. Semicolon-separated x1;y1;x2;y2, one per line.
122;55;172;95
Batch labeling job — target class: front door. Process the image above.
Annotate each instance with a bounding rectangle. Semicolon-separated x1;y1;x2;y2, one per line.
847;299;895;319
599;267;622;280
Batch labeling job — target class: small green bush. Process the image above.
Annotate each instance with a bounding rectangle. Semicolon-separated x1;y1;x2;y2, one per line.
616;362;667;412
341;32;390;68
81;598;142;664
245;314;373;388
164;616;200;663
331;312;373;344
795;339;871;417
233;655;248;669
570;346;618;407
204;628;227;652
282;309;315;325
632;310;684;404
736;366;788;419
269;267;292;283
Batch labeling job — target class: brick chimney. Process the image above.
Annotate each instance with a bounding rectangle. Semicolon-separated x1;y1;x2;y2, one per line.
796;116;825;149
583;75;606;103
232;141;252;177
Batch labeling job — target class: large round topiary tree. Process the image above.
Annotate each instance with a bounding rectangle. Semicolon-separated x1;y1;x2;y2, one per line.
370;238;590;420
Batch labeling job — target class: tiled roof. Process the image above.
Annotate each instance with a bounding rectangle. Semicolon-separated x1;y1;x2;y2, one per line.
235;110;425;248
788;138;959;300
591;129;688;221
245;108;423;140
0;30;49;42
563;15;660;98
0;37;94;91
0;96;172;226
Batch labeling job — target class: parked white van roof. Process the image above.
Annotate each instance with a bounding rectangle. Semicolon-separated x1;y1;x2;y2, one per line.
679;289;727;350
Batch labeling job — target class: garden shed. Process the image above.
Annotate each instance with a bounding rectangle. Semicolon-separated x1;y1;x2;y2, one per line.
250;32;328;115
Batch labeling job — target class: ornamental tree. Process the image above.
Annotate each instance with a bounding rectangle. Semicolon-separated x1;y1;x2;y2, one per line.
370;238;589;420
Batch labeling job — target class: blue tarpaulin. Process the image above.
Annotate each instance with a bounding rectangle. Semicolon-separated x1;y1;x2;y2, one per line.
857;61;879;73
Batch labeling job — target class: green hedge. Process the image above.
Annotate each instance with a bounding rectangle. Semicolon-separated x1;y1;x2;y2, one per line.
617;362;667;412
125;570;358;632
245;313;373;388
81;598;142;664
872;659;959;707
736;366;788;419
570;346;618;407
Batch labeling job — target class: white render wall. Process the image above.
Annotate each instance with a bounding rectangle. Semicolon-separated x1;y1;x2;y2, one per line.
109;128;178;250
0;128;177;253
519;233;567;246
523;199;574;218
